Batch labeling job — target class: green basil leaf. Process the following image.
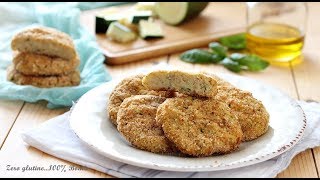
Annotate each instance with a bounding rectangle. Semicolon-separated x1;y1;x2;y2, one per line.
180;49;221;64
208;42;227;61
231;53;269;71
220;58;242;73
219;33;246;50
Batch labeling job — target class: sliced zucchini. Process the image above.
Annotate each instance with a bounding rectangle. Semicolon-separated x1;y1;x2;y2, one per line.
139;20;164;39
134;2;157;17
118;16;139;33
95;16;109;33
95;8;122;33
155;2;208;25
106;22;136;43
132;10;152;24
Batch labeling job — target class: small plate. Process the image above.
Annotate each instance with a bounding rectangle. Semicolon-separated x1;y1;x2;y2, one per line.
69;72;306;172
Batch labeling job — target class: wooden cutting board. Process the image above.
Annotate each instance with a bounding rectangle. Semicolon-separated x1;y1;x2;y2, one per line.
80;2;246;65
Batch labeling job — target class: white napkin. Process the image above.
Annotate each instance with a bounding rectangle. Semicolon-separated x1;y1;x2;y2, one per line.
21;101;320;178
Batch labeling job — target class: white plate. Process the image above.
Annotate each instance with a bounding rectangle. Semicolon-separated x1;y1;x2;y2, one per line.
69;72;306;172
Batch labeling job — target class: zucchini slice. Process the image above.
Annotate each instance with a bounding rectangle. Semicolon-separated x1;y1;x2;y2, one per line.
134;2;157;17
95;8;122;33
155;2;208;25
118;16;139;32
132;10;153;24
139;20;164;39
106;22;137;43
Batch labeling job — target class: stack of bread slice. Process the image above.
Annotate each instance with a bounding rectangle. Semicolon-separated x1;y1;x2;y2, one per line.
7;27;80;88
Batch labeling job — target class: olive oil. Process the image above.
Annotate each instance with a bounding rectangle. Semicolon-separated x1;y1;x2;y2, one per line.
246;23;304;64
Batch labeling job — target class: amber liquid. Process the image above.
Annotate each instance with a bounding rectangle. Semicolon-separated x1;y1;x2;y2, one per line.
246;23;304;65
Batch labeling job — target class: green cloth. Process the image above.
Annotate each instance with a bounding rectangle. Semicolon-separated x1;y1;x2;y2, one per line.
0;2;126;108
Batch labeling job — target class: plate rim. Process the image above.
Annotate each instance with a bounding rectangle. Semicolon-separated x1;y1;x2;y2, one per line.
69;73;307;172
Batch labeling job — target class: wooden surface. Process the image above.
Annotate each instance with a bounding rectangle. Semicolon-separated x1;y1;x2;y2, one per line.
80;2;245;65
0;2;320;178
